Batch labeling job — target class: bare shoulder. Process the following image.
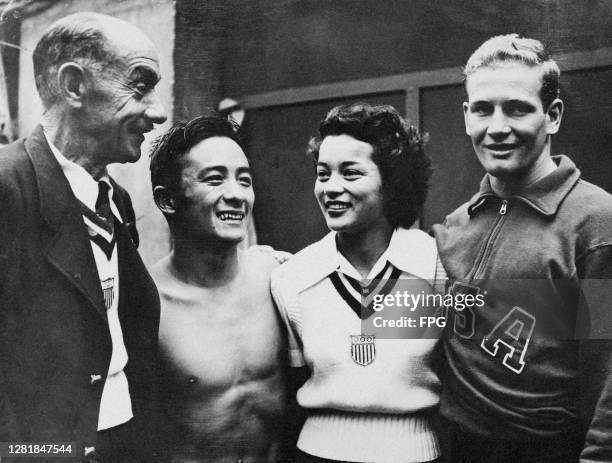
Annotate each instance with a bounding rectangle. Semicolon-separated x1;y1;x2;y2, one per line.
243;245;292;273
149;254;177;295
150;254;170;278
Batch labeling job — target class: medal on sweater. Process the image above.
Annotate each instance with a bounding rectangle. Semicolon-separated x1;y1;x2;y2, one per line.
329;262;400;366
350;334;376;366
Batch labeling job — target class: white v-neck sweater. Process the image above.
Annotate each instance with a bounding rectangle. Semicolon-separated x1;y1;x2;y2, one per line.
271;229;444;462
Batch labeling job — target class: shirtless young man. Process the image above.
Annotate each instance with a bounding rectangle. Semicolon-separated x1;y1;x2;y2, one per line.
149;115;287;463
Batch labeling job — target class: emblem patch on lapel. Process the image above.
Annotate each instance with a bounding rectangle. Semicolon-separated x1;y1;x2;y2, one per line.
350;334;376;366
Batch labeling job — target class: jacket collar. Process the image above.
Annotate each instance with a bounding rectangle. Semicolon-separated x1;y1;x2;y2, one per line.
25;125;76;230
468;155;581;216
25;124;109;318
295;227;436;291
26;125;128;227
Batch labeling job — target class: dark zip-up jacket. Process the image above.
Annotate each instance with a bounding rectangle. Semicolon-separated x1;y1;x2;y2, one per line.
433;155;612;462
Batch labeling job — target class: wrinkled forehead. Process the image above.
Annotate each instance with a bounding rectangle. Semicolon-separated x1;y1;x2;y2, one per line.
101;20;161;71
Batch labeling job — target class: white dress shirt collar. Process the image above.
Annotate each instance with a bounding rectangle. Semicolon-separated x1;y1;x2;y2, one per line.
291;227;438;292
43;130;122;222
335;227;433;280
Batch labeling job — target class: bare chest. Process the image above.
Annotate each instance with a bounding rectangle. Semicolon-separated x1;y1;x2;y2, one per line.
159;288;284;392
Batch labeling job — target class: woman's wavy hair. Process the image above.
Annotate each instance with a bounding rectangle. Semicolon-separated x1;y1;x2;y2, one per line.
307;103;431;229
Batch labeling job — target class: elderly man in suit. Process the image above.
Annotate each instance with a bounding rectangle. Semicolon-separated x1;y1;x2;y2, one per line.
0;12;166;462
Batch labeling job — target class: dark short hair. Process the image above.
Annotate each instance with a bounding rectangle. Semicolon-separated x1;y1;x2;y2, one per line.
33;12;120;108
150;114;244;198
464;34;560;109
307;103;431;229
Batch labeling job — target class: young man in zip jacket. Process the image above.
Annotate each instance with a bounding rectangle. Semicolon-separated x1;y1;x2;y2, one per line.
433;34;612;463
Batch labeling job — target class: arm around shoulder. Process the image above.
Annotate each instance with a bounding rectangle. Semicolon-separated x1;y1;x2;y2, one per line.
248;244;293;264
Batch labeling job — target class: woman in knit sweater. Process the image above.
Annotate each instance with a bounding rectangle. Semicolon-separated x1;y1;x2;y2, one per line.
271;103;443;463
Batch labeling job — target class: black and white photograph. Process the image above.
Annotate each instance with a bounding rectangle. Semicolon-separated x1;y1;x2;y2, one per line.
0;1;611;462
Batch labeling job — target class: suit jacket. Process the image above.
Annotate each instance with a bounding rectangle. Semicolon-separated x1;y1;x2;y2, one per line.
0;126;161;461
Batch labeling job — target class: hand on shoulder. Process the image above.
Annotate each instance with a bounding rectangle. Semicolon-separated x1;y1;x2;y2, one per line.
247;245;293;265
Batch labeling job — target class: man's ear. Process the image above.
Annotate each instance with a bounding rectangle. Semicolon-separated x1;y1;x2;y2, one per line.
153;185;177;215
545;98;564;135
463;101;471;136
57;62;87;109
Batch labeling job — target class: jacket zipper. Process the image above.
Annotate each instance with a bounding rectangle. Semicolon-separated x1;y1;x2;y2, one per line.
469;199;508;280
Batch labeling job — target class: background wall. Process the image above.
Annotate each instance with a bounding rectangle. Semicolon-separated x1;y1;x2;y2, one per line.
218;0;612;95
0;9;20;142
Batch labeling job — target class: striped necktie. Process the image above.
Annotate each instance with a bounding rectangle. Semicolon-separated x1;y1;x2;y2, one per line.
80;181;116;260
95;181;113;230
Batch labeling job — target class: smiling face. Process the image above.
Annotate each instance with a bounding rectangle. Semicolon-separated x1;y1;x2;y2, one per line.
314;134;389;236
83;23;167;165
175;136;254;244
463;62;562;182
